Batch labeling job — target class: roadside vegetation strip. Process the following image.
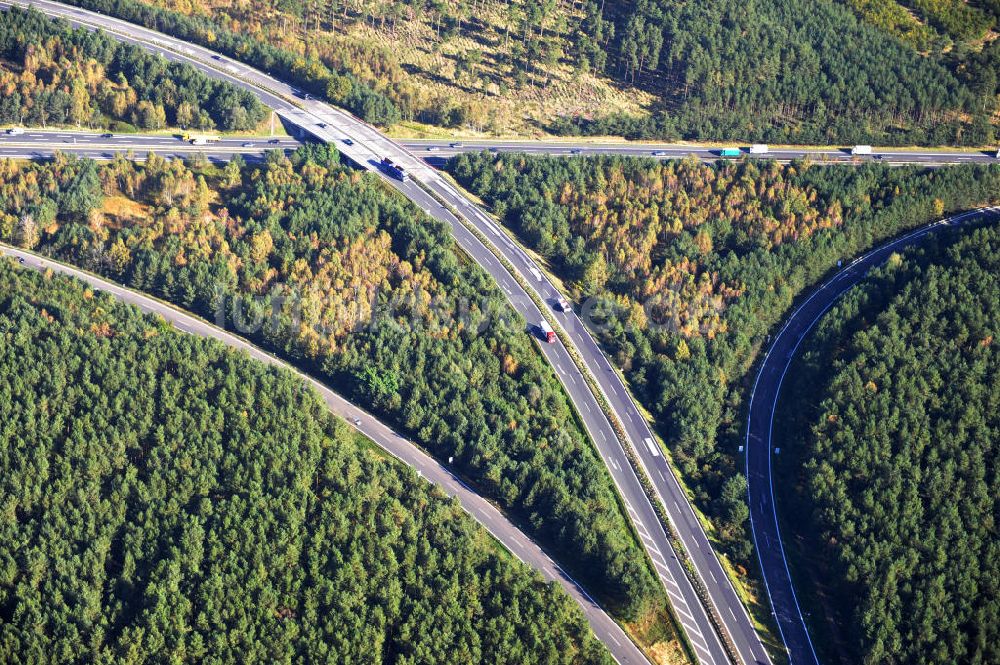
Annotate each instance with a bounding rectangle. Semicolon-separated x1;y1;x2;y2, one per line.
416;177;742;665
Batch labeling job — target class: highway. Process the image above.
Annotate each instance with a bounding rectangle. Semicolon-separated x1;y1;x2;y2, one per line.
2;129;996;169
0;3;826;664
0;129;301;161
398;139;999;166
744;206;1000;664
0;242;650;665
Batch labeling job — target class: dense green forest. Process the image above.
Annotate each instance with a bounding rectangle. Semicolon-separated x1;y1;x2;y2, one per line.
447;152;1000;565
0;259;613;664
0;8;267;131
563;0;999;145
0;148;670;638
776;225;999;664
56;0;999;144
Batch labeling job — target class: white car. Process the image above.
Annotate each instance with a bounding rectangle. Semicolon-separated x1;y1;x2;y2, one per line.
6;127;25;136
242;142;256;148
427;146;440;152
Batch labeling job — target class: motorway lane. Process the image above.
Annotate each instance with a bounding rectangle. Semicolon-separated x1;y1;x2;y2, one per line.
5;3;764;662
0;130;301;149
4;128;993;171
400;139;999;166
375;174;733;665
0;129;301;162
744;206;1000;664
428;176;772;665
0;243;651;665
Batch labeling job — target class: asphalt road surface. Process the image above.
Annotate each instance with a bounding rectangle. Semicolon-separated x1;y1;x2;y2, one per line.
0;243;651;665
2;128;996;169
400;139;999;166
744;206;1000;664
0;129;301;161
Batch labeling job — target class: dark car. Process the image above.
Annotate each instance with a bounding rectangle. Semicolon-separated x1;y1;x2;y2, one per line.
268;138;281;144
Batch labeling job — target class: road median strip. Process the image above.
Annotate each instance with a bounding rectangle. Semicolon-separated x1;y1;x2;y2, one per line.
414;176;743;665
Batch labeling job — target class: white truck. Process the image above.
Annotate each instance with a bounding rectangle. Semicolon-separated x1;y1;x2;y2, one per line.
851;145;873;156
6;127;25;136
749;144;769;155
537;319;556;343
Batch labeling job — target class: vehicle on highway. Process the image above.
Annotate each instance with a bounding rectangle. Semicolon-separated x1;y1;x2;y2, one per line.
6;127;25;136
570;148;583;154
17;257;24;264
380;157;409;182
652;150;668;156
749;144;769;154
994;148;999;159
719;147;741;157
343;138;353;146
450;142;464;148
242;142;255;148
101;133;114;138
852;144;873;155
269;138;281;144
537;319;556;343
427;146;440;152
184;133;220;144
555;297;571;312
489;147;499;152
317;122;327;128
352;417;362;426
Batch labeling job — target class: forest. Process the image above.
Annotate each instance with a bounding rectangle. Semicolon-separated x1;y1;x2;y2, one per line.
56;0;999;144
0;147;674;644
0;259;613;664
776;225;999;664
563;0;998;145
0;8;268;132
447;151;1000;565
